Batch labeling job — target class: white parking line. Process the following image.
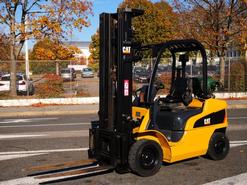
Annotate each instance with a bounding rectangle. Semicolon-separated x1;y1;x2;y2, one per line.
0;148;88;162
0;134;47;139
0;153;48;161
230;140;247;148
0;176;45;185
0;148;88;155
0;130;89;140
230;140;247;144
0;122;90;128
228;116;247;120
0;117;58;124
203;172;247;185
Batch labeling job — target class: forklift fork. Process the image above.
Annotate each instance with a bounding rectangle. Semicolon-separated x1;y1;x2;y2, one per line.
26;159;113;184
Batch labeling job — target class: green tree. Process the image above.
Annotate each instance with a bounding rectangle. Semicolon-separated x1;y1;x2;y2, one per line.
0;0;92;96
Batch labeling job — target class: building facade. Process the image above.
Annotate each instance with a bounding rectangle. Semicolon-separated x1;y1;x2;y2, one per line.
66;41;91;65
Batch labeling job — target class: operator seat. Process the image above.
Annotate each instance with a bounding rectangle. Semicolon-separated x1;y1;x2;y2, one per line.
191;77;204;98
165;77;192;106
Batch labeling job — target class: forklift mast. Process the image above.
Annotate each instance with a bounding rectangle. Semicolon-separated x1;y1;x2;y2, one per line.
89;8;143;171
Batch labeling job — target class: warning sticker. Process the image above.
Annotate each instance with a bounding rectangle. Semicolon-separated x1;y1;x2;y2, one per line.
124;80;129;96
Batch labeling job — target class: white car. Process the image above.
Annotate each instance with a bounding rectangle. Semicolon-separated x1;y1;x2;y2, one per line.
0;73;35;95
60;68;76;81
81;68;94;78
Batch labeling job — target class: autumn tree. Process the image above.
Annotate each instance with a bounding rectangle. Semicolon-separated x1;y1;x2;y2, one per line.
89;0;179;61
120;0;179;45
173;0;247;85
0;0;92;96
31;38;80;60
88;30;99;71
0;34;11;72
30;38;81;74
0;34;10;60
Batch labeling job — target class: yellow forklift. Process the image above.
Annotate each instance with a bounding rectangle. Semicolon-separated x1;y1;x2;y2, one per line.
29;8;229;183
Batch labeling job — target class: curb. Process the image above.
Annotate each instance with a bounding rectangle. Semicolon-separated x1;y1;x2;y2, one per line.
227;104;247;109
1;92;247;107
0;97;99;107
0;109;98;118
0;104;246;118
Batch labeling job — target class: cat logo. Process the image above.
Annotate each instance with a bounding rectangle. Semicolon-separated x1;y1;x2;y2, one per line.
204;118;211;125
123;46;131;54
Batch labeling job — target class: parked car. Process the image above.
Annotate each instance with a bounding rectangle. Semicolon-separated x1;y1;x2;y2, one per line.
0;73;35;95
133;67;150;83
60;68;76;81
0;72;5;78
81;68;94;78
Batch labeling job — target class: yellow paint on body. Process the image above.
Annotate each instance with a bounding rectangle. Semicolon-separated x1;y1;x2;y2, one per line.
131;98;228;163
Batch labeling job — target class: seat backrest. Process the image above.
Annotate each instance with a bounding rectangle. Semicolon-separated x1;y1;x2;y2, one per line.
192;77;203;98
170;78;188;99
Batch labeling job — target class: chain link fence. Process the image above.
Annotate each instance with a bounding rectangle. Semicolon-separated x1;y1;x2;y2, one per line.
224;57;247;92
0;57;246;99
0;60;98;99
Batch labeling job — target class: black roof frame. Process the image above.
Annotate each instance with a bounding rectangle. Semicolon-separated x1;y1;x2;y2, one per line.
143;39;208;103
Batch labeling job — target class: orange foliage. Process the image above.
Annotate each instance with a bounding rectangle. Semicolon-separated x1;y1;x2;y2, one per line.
31;38;81;60
174;0;247;55
35;74;64;98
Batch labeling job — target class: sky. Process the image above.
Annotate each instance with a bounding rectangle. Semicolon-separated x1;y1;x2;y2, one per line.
0;0;165;46
71;0;162;42
71;0;124;42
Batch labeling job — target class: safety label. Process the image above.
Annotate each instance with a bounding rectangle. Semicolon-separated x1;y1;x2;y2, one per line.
124;80;129;96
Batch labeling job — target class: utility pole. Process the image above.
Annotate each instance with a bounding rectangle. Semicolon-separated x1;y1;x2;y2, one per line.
228;57;231;92
23;0;30;95
24;19;30;96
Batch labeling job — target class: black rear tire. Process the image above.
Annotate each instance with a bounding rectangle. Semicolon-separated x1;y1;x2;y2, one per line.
207;132;229;160
128;140;163;177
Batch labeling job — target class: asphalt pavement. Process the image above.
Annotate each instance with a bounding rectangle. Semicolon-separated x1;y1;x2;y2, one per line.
0;109;247;185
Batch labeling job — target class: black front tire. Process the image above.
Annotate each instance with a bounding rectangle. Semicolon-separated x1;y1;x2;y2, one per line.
207;132;229;160
128;140;163;177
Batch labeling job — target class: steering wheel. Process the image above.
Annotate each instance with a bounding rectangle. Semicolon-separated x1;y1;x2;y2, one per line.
133;87;143;98
182;88;192;106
